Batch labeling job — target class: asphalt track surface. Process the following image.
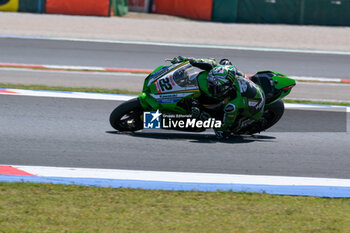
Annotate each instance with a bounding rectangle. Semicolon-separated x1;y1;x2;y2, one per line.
1;38;350;79
1;95;349;179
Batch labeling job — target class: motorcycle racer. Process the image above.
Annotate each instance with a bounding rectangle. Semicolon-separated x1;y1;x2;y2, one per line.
170;56;266;139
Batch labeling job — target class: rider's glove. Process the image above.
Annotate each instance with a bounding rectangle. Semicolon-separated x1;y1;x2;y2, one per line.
170;56;188;64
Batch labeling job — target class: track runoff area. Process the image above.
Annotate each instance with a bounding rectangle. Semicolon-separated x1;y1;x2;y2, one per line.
0;87;349;198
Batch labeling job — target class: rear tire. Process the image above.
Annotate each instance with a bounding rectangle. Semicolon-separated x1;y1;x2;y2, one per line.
241;99;285;134
261;99;285;130
109;98;143;132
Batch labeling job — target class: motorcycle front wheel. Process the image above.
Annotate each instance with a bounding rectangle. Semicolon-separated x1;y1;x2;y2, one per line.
109;98;143;132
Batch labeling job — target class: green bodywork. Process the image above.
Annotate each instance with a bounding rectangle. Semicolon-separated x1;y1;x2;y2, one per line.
139;62;203;114
263;70;296;105
138;62;295;121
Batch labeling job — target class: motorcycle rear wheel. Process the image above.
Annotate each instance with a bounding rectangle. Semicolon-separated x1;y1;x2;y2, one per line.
109;98;143;132
239;99;285;135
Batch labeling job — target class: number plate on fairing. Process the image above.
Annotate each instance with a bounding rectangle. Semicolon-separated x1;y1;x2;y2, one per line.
149;63;200;94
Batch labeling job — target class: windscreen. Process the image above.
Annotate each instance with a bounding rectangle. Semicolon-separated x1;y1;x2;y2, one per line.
172;66;200;88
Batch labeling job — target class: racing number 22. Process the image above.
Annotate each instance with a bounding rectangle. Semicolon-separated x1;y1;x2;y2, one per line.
159;77;173;91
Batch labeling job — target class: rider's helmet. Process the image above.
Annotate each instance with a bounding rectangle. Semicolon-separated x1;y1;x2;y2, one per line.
207;65;237;99
219;58;232;66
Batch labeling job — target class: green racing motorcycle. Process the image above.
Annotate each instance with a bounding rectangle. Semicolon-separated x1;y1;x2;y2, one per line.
109;61;296;135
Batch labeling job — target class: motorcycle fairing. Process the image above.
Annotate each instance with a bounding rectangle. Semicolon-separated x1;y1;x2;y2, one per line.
141;62;202;113
150;93;194;104
149;62;200;94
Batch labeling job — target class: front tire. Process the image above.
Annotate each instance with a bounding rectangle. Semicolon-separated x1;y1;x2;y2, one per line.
109;98;143;132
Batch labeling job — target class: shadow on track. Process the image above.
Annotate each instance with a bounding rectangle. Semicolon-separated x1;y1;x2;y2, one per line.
106;131;276;144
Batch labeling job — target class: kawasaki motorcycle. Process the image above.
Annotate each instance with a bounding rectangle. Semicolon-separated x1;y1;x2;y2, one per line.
109;61;295;135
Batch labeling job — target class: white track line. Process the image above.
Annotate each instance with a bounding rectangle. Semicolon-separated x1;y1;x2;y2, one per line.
7;165;350;187
291;76;343;82
3;164;350;197
0;88;135;101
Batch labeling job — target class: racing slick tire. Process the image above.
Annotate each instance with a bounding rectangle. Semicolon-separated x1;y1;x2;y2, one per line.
109;98;143;132
239;99;285;135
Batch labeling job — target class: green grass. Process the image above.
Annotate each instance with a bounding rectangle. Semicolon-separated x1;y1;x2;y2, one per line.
1;83;349;107
0;182;350;232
